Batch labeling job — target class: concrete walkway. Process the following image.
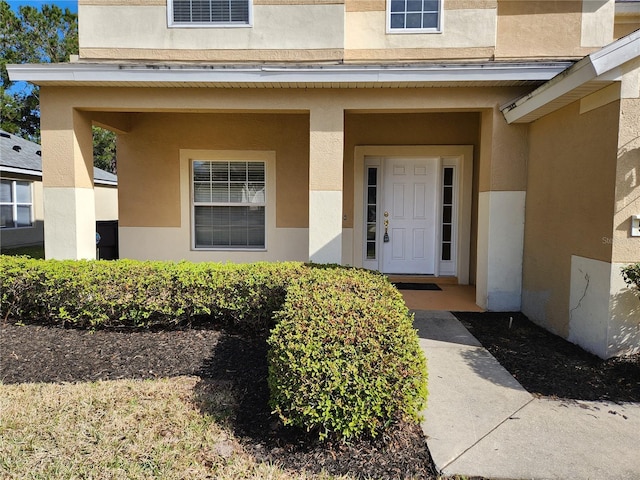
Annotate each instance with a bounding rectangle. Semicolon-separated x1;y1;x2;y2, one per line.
415;310;640;480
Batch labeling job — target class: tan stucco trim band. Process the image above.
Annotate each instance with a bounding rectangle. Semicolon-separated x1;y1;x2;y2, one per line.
345;47;495;61
79;48;344;62
445;0;496;9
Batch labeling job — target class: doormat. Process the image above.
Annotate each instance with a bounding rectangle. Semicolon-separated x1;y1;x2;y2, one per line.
392;283;442;291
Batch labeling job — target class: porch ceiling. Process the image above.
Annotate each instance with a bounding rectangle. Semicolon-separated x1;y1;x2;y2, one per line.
7;61;573;89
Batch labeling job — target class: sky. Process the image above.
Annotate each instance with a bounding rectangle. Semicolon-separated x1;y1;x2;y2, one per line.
7;0;78;13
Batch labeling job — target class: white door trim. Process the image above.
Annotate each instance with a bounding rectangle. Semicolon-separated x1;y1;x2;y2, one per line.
353;145;473;284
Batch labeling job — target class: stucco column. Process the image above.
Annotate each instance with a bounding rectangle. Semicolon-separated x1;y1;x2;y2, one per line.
40;90;96;260
606;75;640;356
476;108;527;311
308;104;344;263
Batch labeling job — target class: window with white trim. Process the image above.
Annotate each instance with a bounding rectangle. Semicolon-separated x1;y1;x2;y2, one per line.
388;0;441;32
192;160;265;249
169;0;251;26
0;179;33;229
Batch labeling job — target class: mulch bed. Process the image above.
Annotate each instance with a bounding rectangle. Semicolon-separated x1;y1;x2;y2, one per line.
2;311;638;478
453;311;640;403
0;321;438;479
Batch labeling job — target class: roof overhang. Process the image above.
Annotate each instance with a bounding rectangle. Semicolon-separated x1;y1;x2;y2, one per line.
7;61;574;89
94;178;118;187
502;29;640;124
0;166;42;178
0;166;117;186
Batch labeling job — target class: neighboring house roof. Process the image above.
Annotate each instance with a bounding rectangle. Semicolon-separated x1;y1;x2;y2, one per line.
502;29;640;123
0;129;118;186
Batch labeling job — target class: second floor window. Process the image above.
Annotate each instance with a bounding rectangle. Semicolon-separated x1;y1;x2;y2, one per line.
388;0;441;32
170;0;251;26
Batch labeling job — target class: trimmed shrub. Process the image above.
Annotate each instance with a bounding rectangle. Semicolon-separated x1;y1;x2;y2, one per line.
622;263;640;299
267;268;428;441
0;256;304;330
1;257;429;440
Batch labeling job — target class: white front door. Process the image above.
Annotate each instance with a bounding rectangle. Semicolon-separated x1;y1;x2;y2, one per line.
381;157;439;274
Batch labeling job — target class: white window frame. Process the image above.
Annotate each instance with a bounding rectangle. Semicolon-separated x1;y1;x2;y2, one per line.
386;0;442;34
0;178;34;230
167;0;253;28
191;159;267;251
362;157;382;270
438;160;458;276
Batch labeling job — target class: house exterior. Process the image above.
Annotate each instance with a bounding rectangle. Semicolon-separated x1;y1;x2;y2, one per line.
0;129;118;249
7;0;640;358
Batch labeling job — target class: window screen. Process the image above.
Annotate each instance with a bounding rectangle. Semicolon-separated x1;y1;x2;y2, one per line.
171;0;250;24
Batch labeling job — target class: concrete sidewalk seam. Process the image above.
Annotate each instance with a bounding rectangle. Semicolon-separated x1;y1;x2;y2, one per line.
439;396;536;472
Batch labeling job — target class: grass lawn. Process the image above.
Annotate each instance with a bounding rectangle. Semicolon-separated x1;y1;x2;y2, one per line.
0;376;354;479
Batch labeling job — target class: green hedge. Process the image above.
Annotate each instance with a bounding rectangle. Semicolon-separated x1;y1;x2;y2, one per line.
267;268;428;440
0;256;304;330
1;256;429;441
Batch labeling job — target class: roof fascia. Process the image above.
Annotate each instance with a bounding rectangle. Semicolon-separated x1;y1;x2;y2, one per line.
7;62;573;85
1;166;116;186
502;30;640;124
95;179;118;186
0;166;42;178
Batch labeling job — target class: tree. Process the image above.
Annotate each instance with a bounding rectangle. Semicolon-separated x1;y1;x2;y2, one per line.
1;1;78;140
93;126;117;174
0;1;116;173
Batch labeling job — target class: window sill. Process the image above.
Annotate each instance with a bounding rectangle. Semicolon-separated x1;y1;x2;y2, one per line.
192;247;267;252
386;28;442;35
168;22;252;28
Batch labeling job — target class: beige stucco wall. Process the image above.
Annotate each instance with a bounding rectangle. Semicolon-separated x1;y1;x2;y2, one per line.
95;184;118;220
76;0;619;63
496;0;603;59
344;1;497;62
116;112;309;228
612;95;640;264
522;99;620;337
39;84;529;265
78;2;344;62
614;22;640;40
614;2;640;40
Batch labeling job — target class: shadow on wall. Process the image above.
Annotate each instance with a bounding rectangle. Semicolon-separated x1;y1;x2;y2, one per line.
608;286;640;357
309;232;342;265
615;141;639;236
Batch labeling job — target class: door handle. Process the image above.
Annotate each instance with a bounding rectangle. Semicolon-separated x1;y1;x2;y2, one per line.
383;217;390;243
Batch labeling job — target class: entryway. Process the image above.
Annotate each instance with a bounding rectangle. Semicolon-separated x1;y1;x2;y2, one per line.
388;275;483;311
356;146;473;283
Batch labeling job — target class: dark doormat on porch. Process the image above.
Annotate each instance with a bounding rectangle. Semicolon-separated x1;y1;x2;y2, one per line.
392;283;442;291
